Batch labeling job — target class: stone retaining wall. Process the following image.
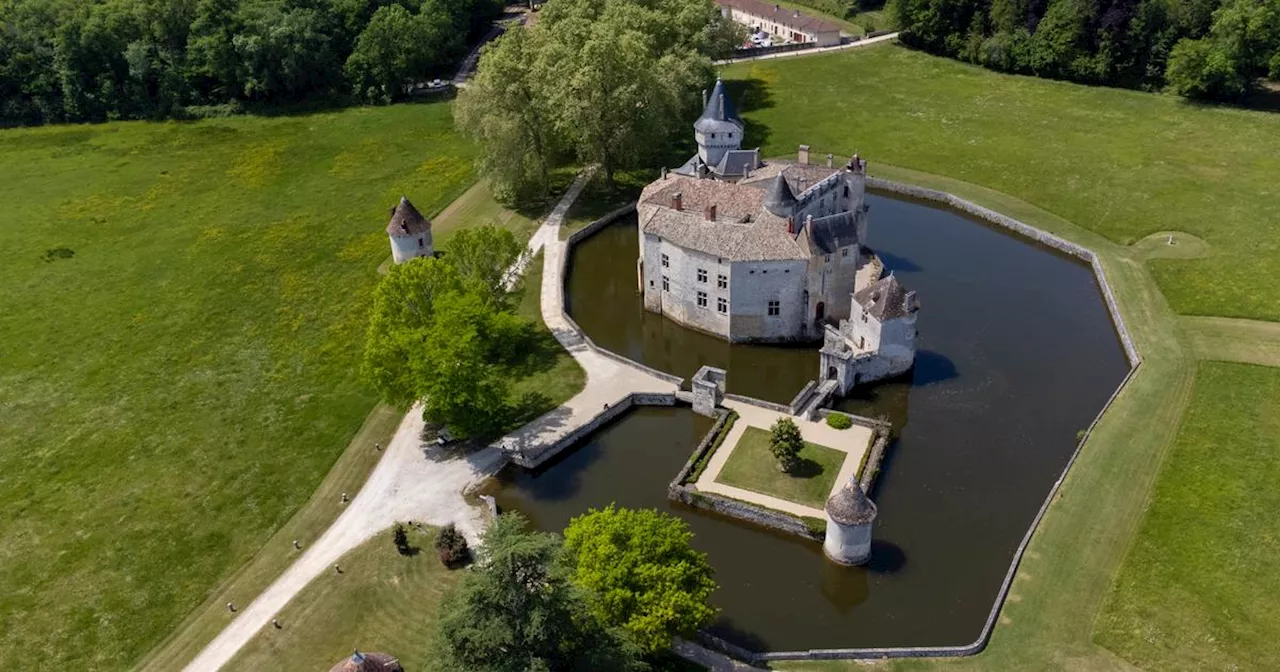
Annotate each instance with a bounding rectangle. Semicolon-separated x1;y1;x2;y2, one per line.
669;409;732;488
722;393;792;415
788;380;817;415
867;177;1140;366
671;487;823;541
506;392;677;469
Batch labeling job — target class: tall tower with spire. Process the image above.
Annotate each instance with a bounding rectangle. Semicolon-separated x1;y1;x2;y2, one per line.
694;79;744;169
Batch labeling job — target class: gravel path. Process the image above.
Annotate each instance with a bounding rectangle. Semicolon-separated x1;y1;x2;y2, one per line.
185;169;678;672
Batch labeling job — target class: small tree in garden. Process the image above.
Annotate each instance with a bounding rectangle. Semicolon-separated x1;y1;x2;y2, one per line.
393;523;412;556
435;523;470;568
770;418;803;472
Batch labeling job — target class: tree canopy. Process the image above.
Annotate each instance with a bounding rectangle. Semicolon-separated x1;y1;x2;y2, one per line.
563;505;718;653
434;513;646;672
0;0;506;125
360;225;529;438
455;0;742;199
889;0;1280;100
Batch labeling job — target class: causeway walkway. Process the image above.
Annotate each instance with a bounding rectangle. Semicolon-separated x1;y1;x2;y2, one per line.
693;399;873;518
185;170;676;672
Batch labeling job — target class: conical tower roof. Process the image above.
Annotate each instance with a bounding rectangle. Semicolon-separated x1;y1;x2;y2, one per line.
329;650;403;672
386;196;431;236
826;481;877;525
694;79;743;135
762;172;797;216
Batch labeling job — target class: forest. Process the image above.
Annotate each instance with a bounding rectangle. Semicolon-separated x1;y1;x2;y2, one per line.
889;0;1280;100
0;0;504;126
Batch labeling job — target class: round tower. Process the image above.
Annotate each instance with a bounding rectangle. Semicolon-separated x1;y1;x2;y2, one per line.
694;79;744;170
823;480;877;565
386;196;433;265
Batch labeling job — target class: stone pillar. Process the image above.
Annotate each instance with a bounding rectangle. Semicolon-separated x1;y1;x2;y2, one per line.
823;481;877;565
691;365;727;416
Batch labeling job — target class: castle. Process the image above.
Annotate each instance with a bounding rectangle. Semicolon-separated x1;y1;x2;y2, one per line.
637;79;919;388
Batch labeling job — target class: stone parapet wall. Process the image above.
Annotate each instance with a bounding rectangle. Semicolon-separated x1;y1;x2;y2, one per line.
788;380;817;415
722;392;792;414
671;487;823;541
564;203;636;247
668;409;732;489
866;177;1140;366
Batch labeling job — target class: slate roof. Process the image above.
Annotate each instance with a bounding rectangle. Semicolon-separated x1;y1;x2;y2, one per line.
718;0;843;35
762;172;797;216
639;176;811;261
853;274;917;320
716;148;761;177
329;651;403;672
826;481;877;525
386;196;431;236
694;79;743;135
806;211;859;254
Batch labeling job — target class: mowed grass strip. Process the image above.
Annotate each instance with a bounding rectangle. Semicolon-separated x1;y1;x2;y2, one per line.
721;44;1280;321
0;102;487;669
716;427;845;509
225;526;463;670
1095;362;1280;671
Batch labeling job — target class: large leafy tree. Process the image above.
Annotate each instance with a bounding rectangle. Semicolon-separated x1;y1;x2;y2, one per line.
435;513;646;672
344;3;459;103
563;505;718;653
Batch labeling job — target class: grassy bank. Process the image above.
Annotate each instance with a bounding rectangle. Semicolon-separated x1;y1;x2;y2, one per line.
1095;362;1280;671
225;526;462;670
721;45;1280;322
0;102;480;669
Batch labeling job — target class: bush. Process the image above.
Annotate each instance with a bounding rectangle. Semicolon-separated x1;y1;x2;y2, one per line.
393;523;412;556
435;523;470;568
769;418;803;472
826;413;854;430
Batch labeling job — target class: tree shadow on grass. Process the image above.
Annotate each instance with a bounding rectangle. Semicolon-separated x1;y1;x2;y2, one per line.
786;456;824;479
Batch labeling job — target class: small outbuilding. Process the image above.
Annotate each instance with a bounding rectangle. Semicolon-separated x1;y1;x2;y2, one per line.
386;196;433;265
329;650;403;672
823;480;877;565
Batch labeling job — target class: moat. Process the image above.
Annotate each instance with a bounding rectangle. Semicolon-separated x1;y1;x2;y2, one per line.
480;192;1129;651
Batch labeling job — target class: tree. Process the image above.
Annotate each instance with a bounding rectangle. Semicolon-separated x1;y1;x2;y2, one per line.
233;4;340;101
344;3;459;103
445;225;526;301
435;513;645;672
434;522;470;566
1165;36;1248;97
769;417;803;472
563;505;717;653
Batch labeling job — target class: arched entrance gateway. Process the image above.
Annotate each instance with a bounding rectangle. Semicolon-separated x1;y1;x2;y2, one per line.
816;301;826;321
827;365;838;379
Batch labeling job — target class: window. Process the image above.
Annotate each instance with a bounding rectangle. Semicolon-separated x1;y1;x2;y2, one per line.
768;300;780;316
662;276;669;291
717;297;728;314
649;280;654;287
661;253;669;268
717;274;727;289
697;291;708;308
841;247;849;258
697;268;707;283
418;238;424;247
824;254;831;263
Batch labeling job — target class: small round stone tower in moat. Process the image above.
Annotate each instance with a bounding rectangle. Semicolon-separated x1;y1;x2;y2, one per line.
823;480;877;565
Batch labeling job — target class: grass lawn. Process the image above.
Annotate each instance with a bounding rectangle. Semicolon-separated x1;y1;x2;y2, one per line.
507;251;587;420
225;526;463;670
1094;362;1280;671
0;100;583;669
721;44;1280;322
715;427;846;509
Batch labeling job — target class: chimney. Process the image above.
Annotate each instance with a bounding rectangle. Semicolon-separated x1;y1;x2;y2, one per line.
904;290;918;313
786;216;795;235
806;214;813;231
702;88;708;108
798;144;810;165
827;153;834;168
672;192;683;211
661;166;668;180
704;204;717;221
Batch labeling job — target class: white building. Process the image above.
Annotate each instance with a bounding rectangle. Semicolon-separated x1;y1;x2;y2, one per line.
638;80;873;343
718;0;843;47
823;480;877;565
820;274;919;391
386;196;433;264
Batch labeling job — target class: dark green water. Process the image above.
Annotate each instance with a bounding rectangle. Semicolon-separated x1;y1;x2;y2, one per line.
481;193;1130;651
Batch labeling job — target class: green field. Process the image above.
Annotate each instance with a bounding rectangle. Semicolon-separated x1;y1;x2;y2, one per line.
716;427;846;509
723;45;1280;322
1095;362;1280;671
225;526;463;670
0;100;582;669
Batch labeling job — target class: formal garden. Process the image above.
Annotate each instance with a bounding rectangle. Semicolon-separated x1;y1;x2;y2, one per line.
715;424;848;510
